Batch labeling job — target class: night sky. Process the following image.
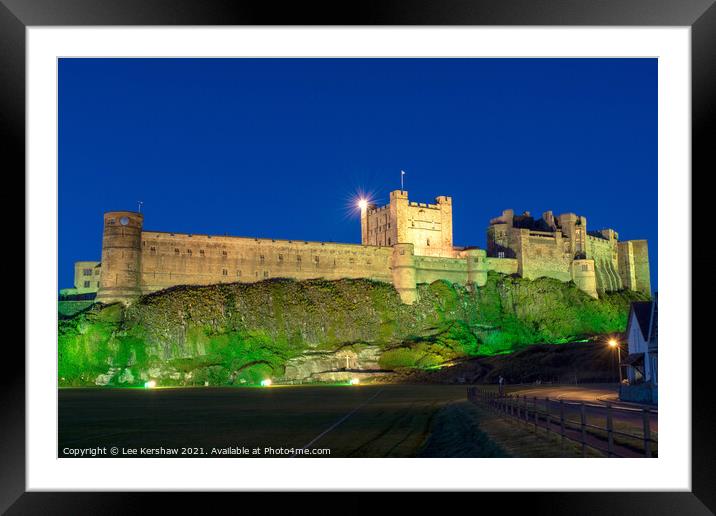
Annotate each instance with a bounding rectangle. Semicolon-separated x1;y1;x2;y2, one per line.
59;58;657;291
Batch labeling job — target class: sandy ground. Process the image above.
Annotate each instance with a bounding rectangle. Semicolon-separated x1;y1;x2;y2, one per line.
59;383;655;458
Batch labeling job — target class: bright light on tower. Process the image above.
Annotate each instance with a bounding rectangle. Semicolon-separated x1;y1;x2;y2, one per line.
144;380;156;389
358;199;368;210
349;378;360;385
260;379;272;387
608;339;618;348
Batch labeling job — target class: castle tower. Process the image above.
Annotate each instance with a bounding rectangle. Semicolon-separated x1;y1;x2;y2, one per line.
558;213;588;257
96;211;143;304
362;190;455;257
572;259;598;299
464;248;488;287
435;195;453;251
391;243;417;304
390;189;409;245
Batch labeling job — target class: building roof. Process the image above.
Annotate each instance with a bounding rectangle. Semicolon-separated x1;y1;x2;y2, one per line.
629;300;658;344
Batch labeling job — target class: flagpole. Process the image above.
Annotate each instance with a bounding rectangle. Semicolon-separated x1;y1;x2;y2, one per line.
401;170;405;192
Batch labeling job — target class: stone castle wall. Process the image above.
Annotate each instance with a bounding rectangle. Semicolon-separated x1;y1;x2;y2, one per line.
138;232;393;294
515;230;573;282
586;234;623;293
80;193;650;305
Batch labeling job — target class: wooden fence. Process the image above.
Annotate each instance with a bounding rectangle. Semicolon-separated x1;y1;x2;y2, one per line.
467;387;657;458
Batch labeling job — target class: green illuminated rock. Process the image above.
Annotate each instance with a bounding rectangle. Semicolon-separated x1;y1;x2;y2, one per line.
58;272;648;387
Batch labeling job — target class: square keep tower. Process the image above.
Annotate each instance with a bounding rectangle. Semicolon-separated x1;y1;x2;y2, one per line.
360;190;454;257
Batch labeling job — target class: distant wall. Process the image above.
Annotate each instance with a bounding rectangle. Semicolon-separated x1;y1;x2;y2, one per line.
139;231;393;293
414;255;467;285
517;229;572;282
485;257;518;275
587;235;623;292
630;240;651;296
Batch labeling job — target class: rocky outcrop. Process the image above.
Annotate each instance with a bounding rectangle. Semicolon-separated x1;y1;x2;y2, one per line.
281;345;383;382
58;273;648;387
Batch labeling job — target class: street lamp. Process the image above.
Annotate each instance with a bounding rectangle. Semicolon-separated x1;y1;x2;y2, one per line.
608;338;622;383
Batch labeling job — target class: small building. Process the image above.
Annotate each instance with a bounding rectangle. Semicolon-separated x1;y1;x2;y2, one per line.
620;297;658;404
59;260;101;299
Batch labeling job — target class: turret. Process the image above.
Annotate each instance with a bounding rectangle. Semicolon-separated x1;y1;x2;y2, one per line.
391;243;417;304
464;248;488;287
96;211;143;304
572;259;598;299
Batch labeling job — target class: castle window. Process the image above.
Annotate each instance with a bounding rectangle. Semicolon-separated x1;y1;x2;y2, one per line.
95;269;100;275
581;264;590;271
259;255;265;263
150;246;156;253
498;251;505;258
314;256;319;264
83;269;92;276
174;248;180;255
426;238;430;247
297;256;302;262
263;271;269;278
278;254;283;262
222;269;228;276
83;281;90;288
96;282;100;288
199;249;205;256
222;250;228;257
388;237;391;245
187;249;192;256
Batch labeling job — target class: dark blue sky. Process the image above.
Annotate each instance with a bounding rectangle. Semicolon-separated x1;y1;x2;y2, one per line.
59;58;657;290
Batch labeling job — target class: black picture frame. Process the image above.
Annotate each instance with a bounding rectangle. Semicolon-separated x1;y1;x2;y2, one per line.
3;0;713;512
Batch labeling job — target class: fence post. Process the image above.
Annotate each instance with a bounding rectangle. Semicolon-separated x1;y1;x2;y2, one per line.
516;394;521;419
580;402;587;457
560;399;565;446
545;397;550;435
517;394;522;419
643;409;652;458
533;396;538;433
606;402;614;458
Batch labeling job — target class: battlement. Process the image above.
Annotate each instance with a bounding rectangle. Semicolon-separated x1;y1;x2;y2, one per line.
142;230;384;250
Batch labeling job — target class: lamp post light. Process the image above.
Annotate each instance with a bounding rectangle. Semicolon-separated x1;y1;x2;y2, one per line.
608;338;622;383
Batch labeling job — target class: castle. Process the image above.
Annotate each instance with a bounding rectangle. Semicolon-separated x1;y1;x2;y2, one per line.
62;190;650;305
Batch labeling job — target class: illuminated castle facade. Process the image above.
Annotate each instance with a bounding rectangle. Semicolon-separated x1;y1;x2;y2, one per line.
64;190;650;305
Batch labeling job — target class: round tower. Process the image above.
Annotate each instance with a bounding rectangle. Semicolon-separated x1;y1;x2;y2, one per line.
391;243;417;304
572;259;598;299
464;248;488;287
96;211;143;304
